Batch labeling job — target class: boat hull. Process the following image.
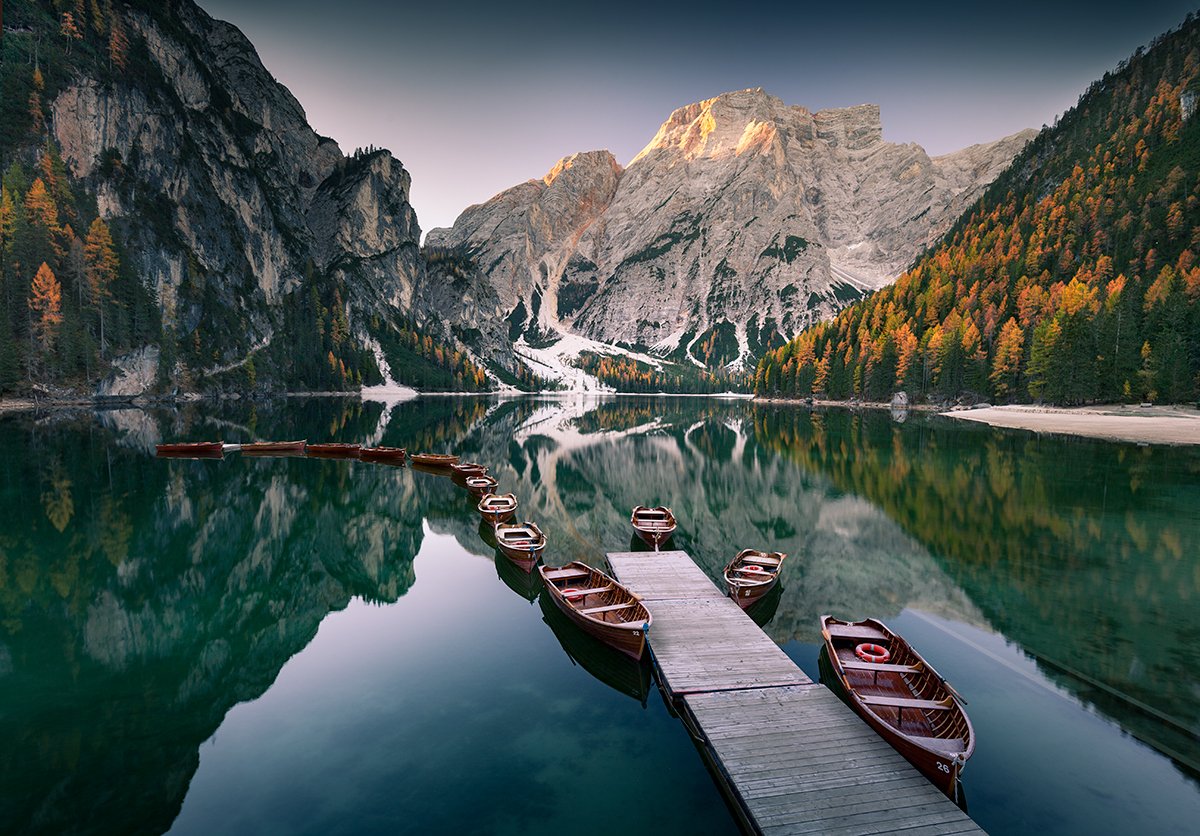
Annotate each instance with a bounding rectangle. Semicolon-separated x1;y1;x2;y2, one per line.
409;454;459;470
539;562;650;661
820;616;973;801
156;442;224;459
359;447;407;463
306;444;361;459
241;441;306;455
724;550;786;609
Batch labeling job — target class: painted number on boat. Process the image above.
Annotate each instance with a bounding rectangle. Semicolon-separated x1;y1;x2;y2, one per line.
937;762;950;774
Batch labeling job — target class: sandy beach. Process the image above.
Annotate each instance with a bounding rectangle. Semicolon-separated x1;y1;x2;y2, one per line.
942;403;1200;445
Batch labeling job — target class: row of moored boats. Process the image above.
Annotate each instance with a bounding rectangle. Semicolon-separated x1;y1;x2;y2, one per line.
155;438;974;800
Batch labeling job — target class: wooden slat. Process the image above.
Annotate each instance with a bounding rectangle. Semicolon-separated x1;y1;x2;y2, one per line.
605;551;985;836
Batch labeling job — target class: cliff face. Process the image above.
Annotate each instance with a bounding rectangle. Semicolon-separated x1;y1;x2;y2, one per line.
30;0;499;392
429;89;1034;368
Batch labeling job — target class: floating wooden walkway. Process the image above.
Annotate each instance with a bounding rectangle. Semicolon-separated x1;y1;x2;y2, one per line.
607;551;985;836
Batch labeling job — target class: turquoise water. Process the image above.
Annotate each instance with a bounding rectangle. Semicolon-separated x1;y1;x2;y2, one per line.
1;396;1198;834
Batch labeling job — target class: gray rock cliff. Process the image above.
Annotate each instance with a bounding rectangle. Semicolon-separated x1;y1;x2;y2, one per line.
429;89;1035;368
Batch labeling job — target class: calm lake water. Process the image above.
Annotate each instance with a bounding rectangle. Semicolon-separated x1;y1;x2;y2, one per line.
1;396;1198;835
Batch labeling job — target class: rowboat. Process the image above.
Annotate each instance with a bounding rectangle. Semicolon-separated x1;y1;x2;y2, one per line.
477;492;518;526
409;453;459;469
359;446;407;463
631;505;676;550
240;440;306;455
724;549;787;608
539;590;653;704
155;441;224;459
820;616;975;800
306;443;361;458
538;562;651;660
465;474;499;496
493;521;546;571
451;461;488;481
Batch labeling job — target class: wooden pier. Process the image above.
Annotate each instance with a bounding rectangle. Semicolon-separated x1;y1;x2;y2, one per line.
607;550;986;836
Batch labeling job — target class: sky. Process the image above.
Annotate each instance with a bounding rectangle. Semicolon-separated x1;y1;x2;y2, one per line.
200;0;1199;233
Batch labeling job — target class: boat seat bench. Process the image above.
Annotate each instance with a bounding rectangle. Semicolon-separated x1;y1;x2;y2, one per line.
579;602;637;615
825;625;888;640
544;569;589;580
841;661;923;674
861;695;953;711
734;568;775;577
562;585;612;596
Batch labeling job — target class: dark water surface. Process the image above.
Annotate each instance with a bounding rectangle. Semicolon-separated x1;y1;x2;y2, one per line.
1;396;1198;835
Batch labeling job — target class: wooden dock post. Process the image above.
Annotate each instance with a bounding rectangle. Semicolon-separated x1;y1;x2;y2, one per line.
607;550;986;835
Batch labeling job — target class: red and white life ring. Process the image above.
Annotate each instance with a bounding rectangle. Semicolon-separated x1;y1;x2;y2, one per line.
742;564;764;573
562;587;585;602
855;643;890;664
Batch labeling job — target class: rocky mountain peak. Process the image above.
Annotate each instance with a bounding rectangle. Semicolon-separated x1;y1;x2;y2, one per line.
432;88;1034;380
542;150;622;187
632;88;887;163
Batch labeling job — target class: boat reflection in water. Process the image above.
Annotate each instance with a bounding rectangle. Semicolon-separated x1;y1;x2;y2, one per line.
539;591;653;706
743;582;783;628
494;550;543;602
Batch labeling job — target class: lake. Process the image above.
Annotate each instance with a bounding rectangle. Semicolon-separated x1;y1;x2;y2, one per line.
1;395;1198;835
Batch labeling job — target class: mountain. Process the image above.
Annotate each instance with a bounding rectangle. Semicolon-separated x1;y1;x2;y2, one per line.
0;0;505;398
428;89;1033;374
756;15;1200;405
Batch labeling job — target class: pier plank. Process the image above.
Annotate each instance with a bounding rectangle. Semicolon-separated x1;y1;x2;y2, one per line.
607;550;985;835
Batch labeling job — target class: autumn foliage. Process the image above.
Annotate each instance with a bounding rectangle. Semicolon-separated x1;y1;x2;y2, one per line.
757;17;1200;405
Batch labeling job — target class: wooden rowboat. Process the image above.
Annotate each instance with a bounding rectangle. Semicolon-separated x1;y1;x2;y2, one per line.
306;443;361;458
465;474;499;496
409;452;459;469
820;616;975;800
539;590;652;704
451;461;488;478
241;440;306;455
156;442;224;459
477;492;518;526
724;549;787;608
539;562;651;660
631;505;676;550
359;446;407;463
494;521;546;571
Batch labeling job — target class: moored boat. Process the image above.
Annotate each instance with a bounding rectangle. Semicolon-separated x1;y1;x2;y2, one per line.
451;461;488;481
156;441;224;459
538;562;651;660
631;505;676;550
305;442;361;458
724;549;787;608
409;452;460;471
539;590;652;704
241;440;307;455
359;446;407;464
820;615;975;800
465;474;499;496
477;492;518;526
493;521;546;571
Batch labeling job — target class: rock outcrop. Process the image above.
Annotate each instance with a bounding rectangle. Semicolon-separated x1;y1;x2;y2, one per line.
429;89;1035;368
45;0;499;392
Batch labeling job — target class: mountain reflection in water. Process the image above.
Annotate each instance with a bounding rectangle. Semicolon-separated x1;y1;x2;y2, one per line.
0;395;1197;835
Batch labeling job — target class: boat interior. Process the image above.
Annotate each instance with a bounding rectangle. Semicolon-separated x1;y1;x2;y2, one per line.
825;621;969;751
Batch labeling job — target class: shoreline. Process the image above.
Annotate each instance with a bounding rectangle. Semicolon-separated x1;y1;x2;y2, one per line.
941;403;1200;446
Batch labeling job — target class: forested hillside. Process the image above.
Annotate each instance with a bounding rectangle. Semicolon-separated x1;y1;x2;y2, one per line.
756;15;1200;405
0;0;495;397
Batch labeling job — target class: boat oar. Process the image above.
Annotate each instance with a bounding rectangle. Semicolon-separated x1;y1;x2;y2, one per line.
941;677;968;705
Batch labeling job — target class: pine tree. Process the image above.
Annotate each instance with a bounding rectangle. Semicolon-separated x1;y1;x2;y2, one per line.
84;218;118;357
30;262;63;358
